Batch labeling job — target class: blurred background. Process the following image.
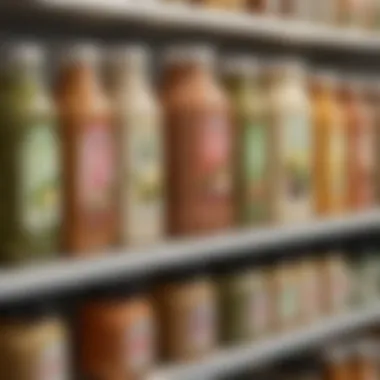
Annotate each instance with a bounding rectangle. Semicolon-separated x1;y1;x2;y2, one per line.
0;1;380;379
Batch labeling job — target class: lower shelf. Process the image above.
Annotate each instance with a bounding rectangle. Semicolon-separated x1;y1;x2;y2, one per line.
151;305;380;380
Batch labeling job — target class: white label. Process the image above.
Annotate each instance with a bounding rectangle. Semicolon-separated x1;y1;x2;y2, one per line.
21;124;60;233
37;341;67;380
124;115;163;244
278;112;312;223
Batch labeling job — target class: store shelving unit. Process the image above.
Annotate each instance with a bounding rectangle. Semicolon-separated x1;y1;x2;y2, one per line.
3;0;380;51
152;305;380;380
0;211;379;303
1;2;380;378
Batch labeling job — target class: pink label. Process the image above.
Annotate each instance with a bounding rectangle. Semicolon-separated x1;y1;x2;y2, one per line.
250;291;268;331
199;117;231;200
188;302;215;350
37;342;67;380
125;318;154;372
79;124;115;213
357;120;374;206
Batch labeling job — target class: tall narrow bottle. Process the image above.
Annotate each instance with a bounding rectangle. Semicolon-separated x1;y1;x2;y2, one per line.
0;43;61;265
55;44;117;255
106;46;164;246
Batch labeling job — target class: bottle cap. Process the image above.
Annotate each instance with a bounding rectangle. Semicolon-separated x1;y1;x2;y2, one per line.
163;44;215;67
0;41;45;70
222;56;260;77
59;42;101;67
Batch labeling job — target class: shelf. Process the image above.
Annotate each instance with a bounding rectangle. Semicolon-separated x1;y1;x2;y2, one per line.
151;305;380;380
4;0;380;52
0;211;378;303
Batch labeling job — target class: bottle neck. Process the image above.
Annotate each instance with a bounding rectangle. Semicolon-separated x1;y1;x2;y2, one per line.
161;63;212;91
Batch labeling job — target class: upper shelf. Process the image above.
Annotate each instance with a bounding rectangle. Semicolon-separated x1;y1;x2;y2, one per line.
4;0;380;52
0;211;378;303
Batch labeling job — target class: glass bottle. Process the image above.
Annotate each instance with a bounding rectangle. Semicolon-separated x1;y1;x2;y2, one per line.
223;57;270;226
267;60;312;224
55;44;117;255
0;43;61;265
106;46;164;247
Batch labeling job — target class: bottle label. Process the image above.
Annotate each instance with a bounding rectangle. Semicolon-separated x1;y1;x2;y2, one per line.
279;277;298;323
79;124;115;214
21;123;60;233
279;113;311;222
250;284;268;333
329;124;346;209
124;116;163;243
357;119;374;206
125;317;154;373
330;257;349;311
188;302;215;351
302;268;319;318
37;341;67;380
244;122;268;223
199;117;232;201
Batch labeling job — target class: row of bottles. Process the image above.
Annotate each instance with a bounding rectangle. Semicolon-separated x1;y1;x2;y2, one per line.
164;0;379;31
0;42;379;264
0;249;379;379
219;340;380;380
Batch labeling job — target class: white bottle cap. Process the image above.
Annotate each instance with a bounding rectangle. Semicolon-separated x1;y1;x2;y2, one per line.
163;44;215;67
222;56;261;77
59;42;101;68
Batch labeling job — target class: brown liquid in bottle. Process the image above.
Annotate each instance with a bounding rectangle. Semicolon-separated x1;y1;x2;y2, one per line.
55;46;117;255
161;47;234;236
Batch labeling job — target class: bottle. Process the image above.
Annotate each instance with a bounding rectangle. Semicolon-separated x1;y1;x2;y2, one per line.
0;43;61;265
155;268;217;361
324;346;353;380
0;303;69;380
223;57;270;226
267;60;312;224
161;46;234;236
218;261;269;343
309;72;346;216
78;282;156;380
106;46;164;246
55;44;117;255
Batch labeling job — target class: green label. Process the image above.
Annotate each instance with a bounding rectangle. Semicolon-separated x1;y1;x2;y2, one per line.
21;124;60;233
243;123;267;222
280;286;298;321
283;114;311;203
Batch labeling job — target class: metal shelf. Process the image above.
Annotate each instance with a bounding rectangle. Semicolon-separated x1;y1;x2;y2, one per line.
0;211;378;303
151;305;380;380
4;0;380;51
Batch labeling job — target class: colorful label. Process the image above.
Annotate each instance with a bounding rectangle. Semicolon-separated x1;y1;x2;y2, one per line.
125;318;154;373
250;286;268;333
37;341;67;380
243;123;268;223
280;113;311;222
199;117;231;201
79;124;115;214
281;287;298;321
124;116;163;243
188;302;215;351
21;123;60;233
